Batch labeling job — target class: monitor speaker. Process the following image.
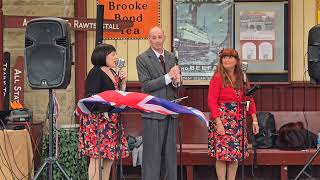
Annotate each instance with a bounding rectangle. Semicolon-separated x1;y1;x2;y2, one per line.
24;17;72;89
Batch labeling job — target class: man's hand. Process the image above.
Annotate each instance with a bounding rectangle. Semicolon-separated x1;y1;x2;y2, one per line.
168;65;180;79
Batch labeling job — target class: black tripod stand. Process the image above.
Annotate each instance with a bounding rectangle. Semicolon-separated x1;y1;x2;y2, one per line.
294;147;320;180
33;89;71;180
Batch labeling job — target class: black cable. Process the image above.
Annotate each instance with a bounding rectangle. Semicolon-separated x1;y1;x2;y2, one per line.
302;51;313;176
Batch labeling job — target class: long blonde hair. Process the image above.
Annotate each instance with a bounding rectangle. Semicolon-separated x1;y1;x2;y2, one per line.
216;48;244;89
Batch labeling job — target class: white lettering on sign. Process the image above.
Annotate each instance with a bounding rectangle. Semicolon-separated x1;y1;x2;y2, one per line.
13;69;22;101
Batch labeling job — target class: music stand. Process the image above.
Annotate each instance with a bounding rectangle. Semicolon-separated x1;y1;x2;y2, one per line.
33;89;71;180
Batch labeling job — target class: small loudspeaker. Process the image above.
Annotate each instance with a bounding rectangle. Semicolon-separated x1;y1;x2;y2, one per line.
25;17;72;89
308;25;320;85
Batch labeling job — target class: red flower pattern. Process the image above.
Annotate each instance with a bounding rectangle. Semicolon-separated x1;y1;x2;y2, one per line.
208;90;249;161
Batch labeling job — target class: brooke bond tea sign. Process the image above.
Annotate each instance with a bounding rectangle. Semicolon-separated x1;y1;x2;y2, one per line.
98;0;159;39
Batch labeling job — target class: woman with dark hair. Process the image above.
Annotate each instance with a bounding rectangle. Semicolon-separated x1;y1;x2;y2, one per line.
78;44;128;180
208;48;259;180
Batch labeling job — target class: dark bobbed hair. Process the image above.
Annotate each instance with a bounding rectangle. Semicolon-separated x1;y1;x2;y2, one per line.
91;44;116;66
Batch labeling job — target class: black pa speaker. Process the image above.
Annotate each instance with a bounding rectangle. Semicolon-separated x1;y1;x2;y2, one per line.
25;17;72;89
308;25;320;85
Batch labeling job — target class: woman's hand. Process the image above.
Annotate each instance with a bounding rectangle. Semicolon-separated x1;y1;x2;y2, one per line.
216;122;225;135
251;114;259;135
252;122;259;135
119;70;127;81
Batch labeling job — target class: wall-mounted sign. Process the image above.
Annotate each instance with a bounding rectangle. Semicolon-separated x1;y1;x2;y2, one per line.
98;0;159;39
11;56;24;105
4;16;133;31
3;52;10;110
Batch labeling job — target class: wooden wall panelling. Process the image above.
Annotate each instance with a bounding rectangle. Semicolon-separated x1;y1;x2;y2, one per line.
316;87;320;110
272;87;281;110
292;87;305;111
283;86;293;111
259;87;274;111
253;89;262;111
180;114;207;144
127;40;139;81
184;86;205;111
203;87;209;112
305;87;317;111
116;40;128;73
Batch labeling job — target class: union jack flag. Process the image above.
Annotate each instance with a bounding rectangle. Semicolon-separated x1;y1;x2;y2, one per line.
76;90;208;126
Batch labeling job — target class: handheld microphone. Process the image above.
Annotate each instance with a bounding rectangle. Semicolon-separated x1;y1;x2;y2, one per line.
117;58;125;70
241;62;248;72
117;58;126;90
173;38;180;65
246;85;260;96
172;38;181;87
241;62;248;83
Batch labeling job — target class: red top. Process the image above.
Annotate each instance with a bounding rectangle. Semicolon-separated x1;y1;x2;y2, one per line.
208;73;257;120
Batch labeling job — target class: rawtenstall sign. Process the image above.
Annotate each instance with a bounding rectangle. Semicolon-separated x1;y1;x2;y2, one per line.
3;16;134;32
98;0;159;39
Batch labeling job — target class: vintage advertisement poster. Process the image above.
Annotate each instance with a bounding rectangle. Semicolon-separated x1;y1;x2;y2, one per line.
175;0;233;84
240;11;275;61
235;2;286;73
98;0;159;39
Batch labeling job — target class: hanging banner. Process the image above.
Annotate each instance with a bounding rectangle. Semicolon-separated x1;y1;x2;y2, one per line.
11;56;24;105
98;0;159;39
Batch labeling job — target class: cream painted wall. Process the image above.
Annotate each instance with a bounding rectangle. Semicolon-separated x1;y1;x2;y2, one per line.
291;0;317;82
87;0;172;81
87;0;317;82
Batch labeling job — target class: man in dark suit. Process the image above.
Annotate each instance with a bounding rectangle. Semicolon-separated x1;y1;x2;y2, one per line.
136;26;181;180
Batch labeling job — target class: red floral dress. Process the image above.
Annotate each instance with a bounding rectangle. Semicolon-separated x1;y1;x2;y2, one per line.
78;70;128;160
207;73;256;161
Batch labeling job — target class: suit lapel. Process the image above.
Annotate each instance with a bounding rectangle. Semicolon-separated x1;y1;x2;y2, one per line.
164;51;174;73
147;48;165;74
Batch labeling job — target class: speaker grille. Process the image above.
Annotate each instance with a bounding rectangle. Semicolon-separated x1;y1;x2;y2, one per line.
56;37;67;47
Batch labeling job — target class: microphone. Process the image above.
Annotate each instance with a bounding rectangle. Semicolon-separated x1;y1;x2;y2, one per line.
172;38;181;87
117;58;126;90
241;62;248;72
173;38;180;63
241;62;248;83
246;85;260;96
117;58;125;70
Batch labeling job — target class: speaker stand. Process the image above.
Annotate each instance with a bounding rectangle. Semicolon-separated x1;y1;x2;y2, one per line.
33;89;71;180
294;143;320;179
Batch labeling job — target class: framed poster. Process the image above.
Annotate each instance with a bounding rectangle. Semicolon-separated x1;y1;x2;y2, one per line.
235;2;287;74
174;0;233;85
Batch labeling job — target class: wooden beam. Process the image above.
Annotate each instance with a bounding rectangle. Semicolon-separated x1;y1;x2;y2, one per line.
75;0;87;104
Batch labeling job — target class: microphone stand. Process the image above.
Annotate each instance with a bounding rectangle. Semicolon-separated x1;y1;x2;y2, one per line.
240;88;247;180
172;50;184;180
240;72;249;180
117;71;124;180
